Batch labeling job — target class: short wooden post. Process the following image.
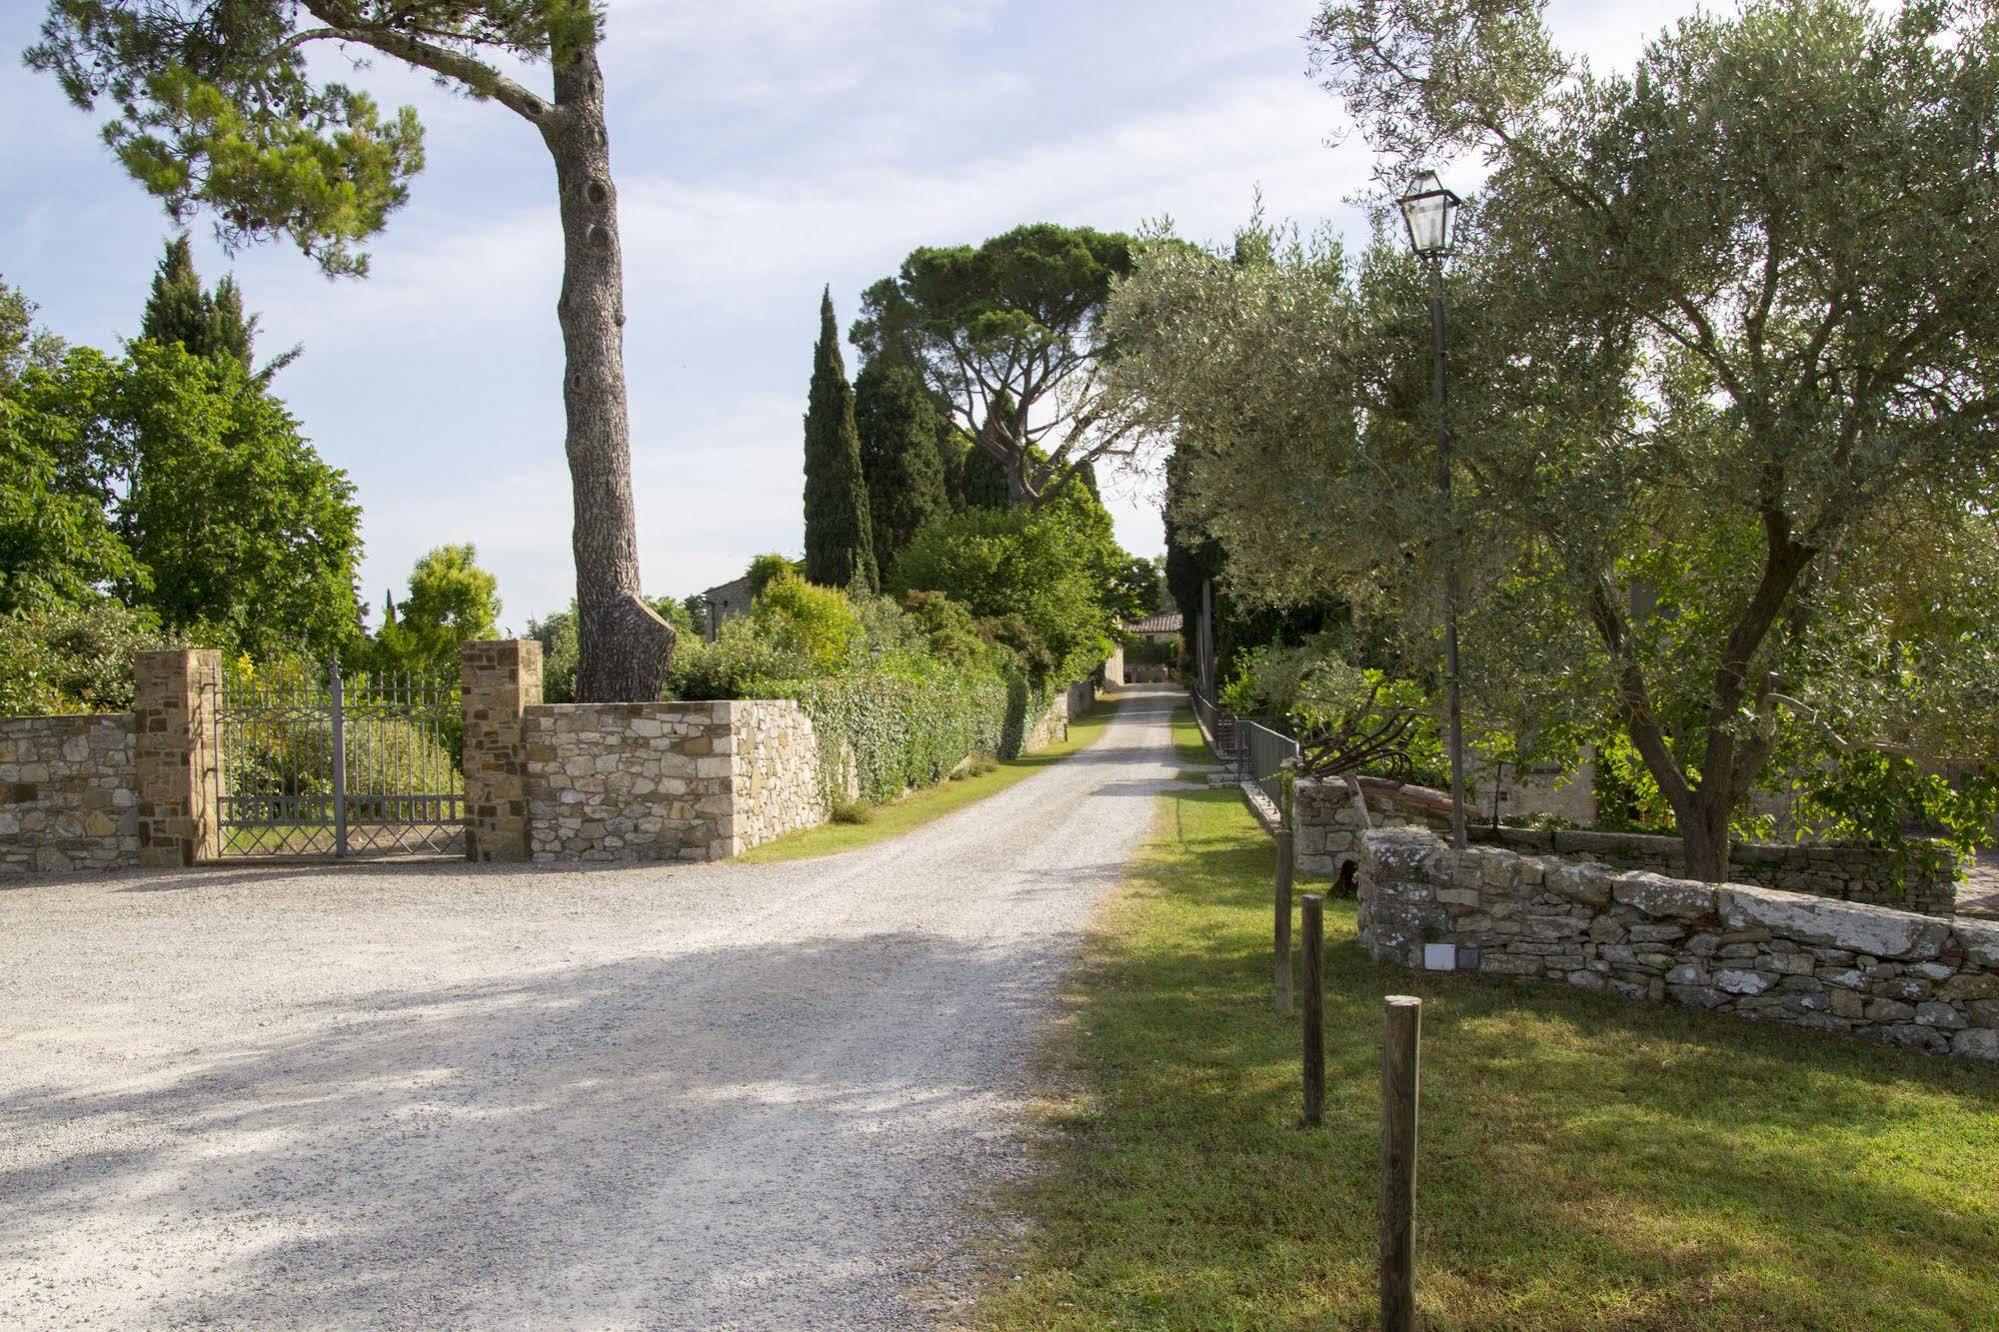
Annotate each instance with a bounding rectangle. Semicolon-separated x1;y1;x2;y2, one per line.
1274;827;1295;1016
1301;893;1325;1126
1380;995;1422;1332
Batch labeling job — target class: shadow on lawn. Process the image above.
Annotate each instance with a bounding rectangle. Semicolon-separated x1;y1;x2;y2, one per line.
1066;782;1999;1329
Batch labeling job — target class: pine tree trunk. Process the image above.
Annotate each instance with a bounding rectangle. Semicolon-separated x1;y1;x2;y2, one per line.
545;41;674;702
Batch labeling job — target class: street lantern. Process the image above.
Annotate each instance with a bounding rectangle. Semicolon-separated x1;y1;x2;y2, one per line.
1397;169;1470;850
1398;170;1461;260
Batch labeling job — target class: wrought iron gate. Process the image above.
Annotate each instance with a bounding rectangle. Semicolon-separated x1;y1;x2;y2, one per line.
211;660;465;859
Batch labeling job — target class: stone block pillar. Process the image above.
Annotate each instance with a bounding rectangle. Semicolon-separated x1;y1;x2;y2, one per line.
133;649;221;867
462;639;542;863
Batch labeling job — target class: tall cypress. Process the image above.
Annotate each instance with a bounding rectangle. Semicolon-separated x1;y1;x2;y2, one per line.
139;235;298;383
855;357;947;576
961;395;1017;510
140;235;210;351
802;288;878;591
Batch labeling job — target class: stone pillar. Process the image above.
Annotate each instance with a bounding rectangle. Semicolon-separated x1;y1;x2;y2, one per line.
133;649;221;868
462;639;542;863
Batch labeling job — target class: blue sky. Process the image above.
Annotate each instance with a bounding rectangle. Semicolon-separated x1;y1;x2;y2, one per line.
0;0;1693;630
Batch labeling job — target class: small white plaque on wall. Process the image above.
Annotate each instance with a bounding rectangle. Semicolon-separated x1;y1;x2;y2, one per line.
1423;942;1457;972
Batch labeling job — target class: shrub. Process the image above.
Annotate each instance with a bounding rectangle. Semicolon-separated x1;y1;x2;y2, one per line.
831;797;875;825
0;601;172;715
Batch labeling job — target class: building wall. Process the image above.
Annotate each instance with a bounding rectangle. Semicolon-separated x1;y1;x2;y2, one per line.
0;714;139;875
1358;826;1999;1060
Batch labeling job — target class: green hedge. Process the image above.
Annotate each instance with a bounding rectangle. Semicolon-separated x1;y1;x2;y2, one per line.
771;669;1054;807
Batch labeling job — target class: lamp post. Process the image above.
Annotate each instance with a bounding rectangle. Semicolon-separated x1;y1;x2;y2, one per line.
1398;170;1469;851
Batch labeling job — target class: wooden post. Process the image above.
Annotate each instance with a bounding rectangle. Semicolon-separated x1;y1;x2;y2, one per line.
1274;827;1295;1016
1380;995;1422;1332
1301;893;1325;1126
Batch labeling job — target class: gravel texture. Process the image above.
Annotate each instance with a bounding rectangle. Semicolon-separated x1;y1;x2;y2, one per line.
0;685;1181;1330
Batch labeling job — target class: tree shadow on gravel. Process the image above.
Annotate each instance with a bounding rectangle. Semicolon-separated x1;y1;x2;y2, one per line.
0;929;1078;1329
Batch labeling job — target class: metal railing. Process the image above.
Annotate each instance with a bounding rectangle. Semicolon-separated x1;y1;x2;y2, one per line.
1234;718;1300;817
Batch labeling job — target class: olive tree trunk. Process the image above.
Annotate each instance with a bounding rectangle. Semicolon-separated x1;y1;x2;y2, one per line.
543;41;675;702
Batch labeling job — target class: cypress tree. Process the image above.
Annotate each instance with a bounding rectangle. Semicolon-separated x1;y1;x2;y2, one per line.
961;395;1017;510
802;288;878;591
139;236;299;383
140;235;209;351
854;357;948;575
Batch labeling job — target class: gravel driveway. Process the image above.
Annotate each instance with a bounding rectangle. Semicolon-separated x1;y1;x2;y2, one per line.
0;685;1182;1330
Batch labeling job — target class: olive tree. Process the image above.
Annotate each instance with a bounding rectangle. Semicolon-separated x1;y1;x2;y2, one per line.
1119;0;1999;879
28;0;676;700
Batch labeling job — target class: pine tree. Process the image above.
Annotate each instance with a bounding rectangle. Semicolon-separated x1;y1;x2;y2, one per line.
139;236;299;384
854;357;948;576
802;288;877;591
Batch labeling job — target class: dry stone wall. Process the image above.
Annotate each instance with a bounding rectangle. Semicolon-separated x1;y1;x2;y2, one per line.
522;700;822;864
1359;826;1999;1061
1294;778;1960;916
0;715;139;875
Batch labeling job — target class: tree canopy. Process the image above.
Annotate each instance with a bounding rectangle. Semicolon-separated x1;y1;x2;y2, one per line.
852;223;1144;508
1115;0;1999;878
854;357;948;578
28;0;678;701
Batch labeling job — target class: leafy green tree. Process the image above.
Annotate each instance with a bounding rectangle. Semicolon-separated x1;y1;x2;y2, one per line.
28;0;678;701
0;277;68;390
112;341;363;656
891;501;1117;684
140;235;299;384
854;357;948;576
853;223;1144;508
0;346;135;612
370;543;500;674
1115;0;1999;879
802;288;877;591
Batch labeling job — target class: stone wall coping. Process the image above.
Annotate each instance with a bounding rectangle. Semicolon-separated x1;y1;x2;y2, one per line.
1360;825;1983;964
0;712;135;728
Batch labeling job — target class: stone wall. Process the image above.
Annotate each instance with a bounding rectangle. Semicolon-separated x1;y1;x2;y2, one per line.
0;715;139;875
1293;777;1960;916
1358;826;1999;1060
522;700;821;864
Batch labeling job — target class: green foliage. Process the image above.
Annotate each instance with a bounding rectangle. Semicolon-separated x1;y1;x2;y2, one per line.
1119;0;1999;871
891;487;1126;685
745;552;800;598
141;234;298;383
0;347;136;613
367;543;500;676
0;601;170;715
802;288;877;592
1796;752;1999;876
1;334;361;655
28;2;430;278
0;277;68;391
853;357;948;576
113;340;363;657
853;223;1142;508
960;437;1013;510
830;796;875;825
750;568;862;674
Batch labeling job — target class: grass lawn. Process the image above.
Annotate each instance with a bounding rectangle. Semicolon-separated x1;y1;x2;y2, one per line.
735;693;1124;864
974;708;1999;1331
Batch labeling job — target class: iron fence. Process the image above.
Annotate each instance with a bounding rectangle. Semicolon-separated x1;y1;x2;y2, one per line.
213;659;465;859
1234;717;1301;820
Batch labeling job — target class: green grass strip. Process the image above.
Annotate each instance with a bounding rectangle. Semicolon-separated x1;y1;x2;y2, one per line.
975;707;1999;1331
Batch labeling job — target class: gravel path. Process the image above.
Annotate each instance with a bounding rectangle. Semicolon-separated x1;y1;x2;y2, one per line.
0;685;1183;1330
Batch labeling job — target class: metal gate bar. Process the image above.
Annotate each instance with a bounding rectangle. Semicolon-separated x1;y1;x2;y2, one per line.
212;659;464;861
